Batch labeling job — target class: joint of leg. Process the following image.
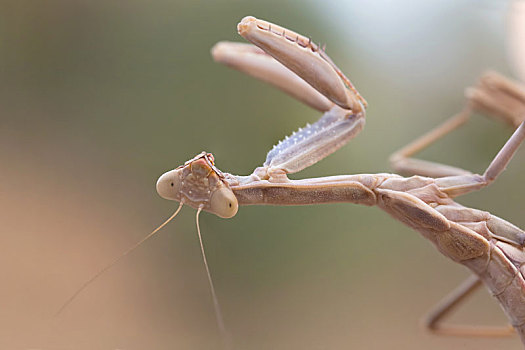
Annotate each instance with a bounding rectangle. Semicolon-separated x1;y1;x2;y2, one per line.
268;168;290;183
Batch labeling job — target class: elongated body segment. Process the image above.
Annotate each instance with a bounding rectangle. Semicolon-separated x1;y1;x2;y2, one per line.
155;16;525;346
231;175;378;207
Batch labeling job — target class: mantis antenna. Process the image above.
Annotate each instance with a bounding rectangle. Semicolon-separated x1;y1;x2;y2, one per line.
195;206;231;350
55;201;184;316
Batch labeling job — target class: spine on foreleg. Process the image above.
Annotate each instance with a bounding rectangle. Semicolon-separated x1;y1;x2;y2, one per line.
264;107;364;174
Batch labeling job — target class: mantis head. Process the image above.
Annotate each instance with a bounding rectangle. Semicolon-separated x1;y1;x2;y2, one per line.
156;152;239;218
58;152;236;316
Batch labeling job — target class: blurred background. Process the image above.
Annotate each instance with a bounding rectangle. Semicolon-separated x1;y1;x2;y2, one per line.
1;0;524;349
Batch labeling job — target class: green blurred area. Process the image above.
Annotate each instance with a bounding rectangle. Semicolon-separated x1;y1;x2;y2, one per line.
0;0;523;349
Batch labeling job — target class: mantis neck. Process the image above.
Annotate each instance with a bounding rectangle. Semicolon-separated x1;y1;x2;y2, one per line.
227;174;395;207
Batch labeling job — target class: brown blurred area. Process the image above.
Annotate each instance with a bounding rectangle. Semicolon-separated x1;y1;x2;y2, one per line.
0;0;524;349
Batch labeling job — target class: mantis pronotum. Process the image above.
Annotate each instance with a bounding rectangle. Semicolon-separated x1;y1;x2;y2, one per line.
62;16;525;347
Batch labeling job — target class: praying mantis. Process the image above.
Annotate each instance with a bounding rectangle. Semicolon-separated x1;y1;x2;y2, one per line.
60;15;525;347
156;16;525;345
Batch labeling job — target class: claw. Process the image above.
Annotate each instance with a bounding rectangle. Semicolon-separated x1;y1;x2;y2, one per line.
238;16;366;113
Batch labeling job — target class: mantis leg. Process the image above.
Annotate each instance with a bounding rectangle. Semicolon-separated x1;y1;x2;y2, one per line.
211;41;334;113
469;71;525;128
261;106;365;178
390;72;525;178
424;274;515;337
236;16;366;113
212;17;368;180
389;108;473;177
434;121;525;198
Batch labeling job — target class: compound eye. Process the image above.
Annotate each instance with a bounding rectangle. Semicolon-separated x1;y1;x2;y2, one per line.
156;169;181;201
209;186;238;218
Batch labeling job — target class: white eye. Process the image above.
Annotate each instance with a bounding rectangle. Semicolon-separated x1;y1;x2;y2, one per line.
156;169;181;201
209;186;238;218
